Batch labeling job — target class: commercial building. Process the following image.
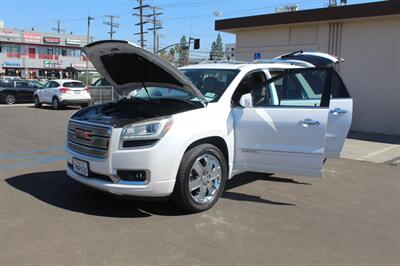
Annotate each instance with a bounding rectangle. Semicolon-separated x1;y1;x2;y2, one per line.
0;23;90;79
225;43;236;61
215;1;400;136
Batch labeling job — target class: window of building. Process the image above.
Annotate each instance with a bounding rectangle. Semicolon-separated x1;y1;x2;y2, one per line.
47;48;54;55
62;49;67;56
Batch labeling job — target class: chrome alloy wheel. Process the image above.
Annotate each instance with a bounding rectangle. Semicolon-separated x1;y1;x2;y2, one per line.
188;154;222;205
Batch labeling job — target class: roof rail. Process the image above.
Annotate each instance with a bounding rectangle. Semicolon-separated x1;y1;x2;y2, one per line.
199;59;249;64
251;59;315;67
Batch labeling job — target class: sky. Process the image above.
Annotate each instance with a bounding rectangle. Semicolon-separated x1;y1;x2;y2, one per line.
0;0;381;58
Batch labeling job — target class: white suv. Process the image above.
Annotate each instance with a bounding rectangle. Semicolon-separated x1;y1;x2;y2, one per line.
66;41;352;212
34;79;91;109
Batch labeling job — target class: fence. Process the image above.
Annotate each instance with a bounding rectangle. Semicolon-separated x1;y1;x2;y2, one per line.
88;86;120;105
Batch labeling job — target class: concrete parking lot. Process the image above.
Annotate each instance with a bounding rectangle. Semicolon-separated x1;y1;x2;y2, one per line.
1;106;399;265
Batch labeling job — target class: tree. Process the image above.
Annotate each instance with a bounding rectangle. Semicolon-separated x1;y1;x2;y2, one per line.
209;33;224;60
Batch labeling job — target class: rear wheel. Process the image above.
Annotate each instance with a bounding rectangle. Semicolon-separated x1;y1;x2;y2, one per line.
172;144;227;212
52;97;62;110
4;94;16;105
34;96;42;108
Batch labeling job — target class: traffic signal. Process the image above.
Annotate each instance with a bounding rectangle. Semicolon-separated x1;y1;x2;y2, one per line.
193;38;200;50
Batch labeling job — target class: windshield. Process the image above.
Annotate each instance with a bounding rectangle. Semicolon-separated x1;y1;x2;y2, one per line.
181;69;240;102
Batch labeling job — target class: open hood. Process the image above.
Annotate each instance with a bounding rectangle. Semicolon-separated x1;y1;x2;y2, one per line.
274;51;344;67
83;40;206;103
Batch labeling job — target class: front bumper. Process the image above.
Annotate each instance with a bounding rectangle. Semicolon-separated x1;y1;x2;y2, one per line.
66;130;185;197
66;164;175;197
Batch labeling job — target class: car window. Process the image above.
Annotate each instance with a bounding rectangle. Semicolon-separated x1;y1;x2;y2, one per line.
252;68;329;107
181;69;240;102
63;81;85;88
0;80;14;88
28;81;43;89
331;71;350;98
232;71;267;106
93;79;102;86
50;81;60;88
101;79;110;86
15;81;29;88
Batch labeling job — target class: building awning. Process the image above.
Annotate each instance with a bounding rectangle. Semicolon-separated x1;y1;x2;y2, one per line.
215;1;400;32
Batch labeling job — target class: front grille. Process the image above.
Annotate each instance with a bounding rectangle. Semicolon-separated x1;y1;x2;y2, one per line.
67;120;112;158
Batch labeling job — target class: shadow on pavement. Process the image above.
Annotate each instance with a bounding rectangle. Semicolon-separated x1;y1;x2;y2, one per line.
5;170;302;217
5;171;184;218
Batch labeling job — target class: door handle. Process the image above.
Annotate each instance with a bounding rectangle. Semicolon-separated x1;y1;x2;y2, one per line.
330;108;348;115
299;118;320;127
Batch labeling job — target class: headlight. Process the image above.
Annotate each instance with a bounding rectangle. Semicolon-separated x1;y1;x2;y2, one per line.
121;117;173;141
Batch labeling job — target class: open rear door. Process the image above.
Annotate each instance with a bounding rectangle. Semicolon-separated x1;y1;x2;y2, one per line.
274;51;352;158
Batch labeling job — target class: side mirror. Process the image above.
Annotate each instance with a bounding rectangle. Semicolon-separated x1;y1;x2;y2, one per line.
239;93;253;108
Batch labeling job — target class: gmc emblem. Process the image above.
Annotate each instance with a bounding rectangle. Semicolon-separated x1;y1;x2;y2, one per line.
75;129;92;141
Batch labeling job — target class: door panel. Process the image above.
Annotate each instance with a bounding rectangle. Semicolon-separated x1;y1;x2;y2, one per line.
233;107;329;177
233;68;333;177
325;98;353;158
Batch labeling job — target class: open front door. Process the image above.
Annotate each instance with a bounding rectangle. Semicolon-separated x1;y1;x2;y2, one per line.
233;68;333;177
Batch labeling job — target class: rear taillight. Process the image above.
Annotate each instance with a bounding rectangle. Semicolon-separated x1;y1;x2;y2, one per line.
83;87;90;92
59;87;71;94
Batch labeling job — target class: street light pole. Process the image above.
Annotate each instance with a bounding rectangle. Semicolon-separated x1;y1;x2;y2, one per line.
86;16;95;86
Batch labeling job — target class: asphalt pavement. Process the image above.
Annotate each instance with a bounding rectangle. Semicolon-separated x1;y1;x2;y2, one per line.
1;105;399;265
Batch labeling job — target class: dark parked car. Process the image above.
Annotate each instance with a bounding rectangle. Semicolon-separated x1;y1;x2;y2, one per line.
0;79;43;104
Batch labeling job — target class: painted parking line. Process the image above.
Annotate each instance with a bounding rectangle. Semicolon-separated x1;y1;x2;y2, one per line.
0;146;66;170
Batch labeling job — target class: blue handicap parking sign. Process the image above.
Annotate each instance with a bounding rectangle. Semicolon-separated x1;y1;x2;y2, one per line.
254;52;261;60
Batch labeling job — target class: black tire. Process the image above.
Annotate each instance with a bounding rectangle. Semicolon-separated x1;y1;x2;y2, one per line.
52;97;62;110
34;96;42;108
4;94;16;105
80;103;89;108
172;143;228;213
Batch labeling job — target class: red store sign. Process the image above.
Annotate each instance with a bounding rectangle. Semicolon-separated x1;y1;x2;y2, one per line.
43;37;60;44
24;32;41;43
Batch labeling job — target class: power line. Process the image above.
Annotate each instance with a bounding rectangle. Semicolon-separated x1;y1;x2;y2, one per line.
103;15;120;39
133;0;151;48
147;6;163;53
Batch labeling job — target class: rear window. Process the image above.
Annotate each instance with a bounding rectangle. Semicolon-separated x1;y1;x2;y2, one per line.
0;80;14;88
63;82;85;88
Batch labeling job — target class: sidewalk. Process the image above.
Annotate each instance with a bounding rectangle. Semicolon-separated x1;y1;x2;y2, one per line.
341;132;400;166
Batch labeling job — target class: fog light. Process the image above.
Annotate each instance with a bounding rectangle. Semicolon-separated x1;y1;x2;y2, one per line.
117;170;148;183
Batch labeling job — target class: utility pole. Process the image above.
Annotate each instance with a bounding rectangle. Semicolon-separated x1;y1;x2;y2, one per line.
103;15;120;39
52;19;65;33
86;16;95;86
147;6;163;53
133;0;150;48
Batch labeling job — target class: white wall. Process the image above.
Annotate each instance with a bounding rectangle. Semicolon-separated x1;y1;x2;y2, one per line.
233;15;400;135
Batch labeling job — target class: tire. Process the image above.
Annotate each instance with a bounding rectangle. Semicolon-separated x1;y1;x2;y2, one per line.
4;94;16;105
52;97;62;110
80;103;89;108
34;96;42;108
172;144;228;212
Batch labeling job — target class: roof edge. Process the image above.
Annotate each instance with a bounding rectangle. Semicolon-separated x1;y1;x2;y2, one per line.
215;1;400;31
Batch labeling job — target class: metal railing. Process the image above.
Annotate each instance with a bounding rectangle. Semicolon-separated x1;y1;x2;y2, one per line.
88;86;121;105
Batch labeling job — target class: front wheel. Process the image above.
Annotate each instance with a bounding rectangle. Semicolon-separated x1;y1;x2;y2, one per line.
172;144;228;212
34;96;42;108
